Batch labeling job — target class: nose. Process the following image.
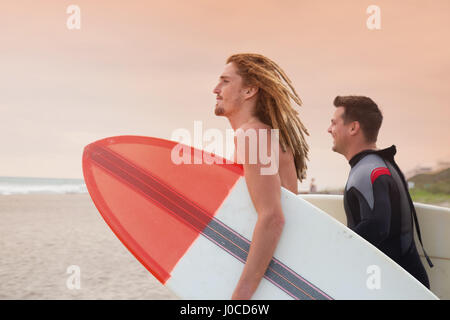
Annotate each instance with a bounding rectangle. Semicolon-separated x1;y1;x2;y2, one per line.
213;83;220;95
327;124;332;134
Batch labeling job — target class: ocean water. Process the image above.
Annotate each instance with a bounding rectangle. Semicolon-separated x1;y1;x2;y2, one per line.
0;176;87;195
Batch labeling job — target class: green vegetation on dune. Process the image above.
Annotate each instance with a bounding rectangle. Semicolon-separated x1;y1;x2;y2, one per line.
408;168;450;207
409;189;449;205
317;168;449;208
408;168;450;194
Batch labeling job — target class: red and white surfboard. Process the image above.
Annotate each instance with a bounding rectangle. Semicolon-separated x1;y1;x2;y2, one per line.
82;136;437;299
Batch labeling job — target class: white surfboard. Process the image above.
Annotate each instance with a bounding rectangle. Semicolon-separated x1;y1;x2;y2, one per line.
83;136;439;300
300;194;449;299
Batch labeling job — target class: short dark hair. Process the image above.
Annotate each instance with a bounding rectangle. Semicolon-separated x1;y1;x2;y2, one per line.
333;95;383;143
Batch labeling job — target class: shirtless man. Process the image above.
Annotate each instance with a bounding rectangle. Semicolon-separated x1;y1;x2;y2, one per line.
213;53;309;299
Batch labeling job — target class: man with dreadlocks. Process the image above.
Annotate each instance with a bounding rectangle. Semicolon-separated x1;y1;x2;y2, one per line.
213;53;309;299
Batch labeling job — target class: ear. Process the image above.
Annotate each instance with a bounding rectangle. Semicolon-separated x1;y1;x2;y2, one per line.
349;121;360;136
243;86;259;100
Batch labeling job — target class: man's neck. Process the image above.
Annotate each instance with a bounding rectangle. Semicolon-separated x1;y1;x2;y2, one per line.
344;142;377;162
227;104;258;131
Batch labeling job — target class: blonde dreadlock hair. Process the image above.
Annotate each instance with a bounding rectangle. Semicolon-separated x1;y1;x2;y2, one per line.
226;53;309;181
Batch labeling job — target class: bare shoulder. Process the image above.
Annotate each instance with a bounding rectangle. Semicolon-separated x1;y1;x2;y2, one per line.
239;120;271;131
234;121;297;193
234;121;274;153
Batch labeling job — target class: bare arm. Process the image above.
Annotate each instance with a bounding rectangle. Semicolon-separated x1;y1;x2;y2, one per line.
231;126;285;299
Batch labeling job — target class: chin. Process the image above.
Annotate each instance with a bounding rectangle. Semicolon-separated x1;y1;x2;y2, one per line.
331;144;339;153
332;146;344;156
214;107;225;116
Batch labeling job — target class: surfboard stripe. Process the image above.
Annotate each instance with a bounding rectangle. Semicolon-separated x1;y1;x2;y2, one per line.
88;144;332;300
207;215;333;299
205;219;332;300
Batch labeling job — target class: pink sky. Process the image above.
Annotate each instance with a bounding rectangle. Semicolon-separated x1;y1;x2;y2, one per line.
1;0;449;190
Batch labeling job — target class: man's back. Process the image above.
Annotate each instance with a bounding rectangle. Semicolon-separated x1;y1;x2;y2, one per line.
344;145;430;288
277;142;298;194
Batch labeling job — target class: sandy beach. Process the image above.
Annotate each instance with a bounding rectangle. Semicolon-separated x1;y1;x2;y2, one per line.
0;194;178;300
2;193;448;300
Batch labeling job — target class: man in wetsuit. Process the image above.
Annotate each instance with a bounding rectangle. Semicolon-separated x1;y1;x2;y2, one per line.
327;95;432;288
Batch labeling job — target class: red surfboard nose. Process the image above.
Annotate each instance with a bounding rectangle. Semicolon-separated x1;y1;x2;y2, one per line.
82;136;243;283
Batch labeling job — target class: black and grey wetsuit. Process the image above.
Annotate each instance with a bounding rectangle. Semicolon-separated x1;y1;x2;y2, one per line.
344;145;432;288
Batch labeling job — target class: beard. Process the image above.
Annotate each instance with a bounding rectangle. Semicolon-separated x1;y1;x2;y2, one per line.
214;105;225;116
